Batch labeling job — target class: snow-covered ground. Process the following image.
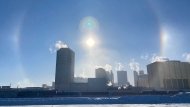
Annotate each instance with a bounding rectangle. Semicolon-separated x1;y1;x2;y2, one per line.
0;92;190;106
0;104;190;107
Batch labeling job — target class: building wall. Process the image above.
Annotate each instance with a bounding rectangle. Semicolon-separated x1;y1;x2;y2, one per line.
111;71;114;84
95;68;106;78
185;62;190;88
117;71;128;86
70;83;87;92
87;78;107;92
74;77;87;83
138;74;149;88
151;63;160;89
133;71;138;86
139;70;144;75
181;62;189;89
95;68;113;84
55;48;75;91
147;65;153;88
147;61;190;90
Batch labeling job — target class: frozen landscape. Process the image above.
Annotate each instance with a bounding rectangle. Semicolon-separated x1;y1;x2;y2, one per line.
0;92;190;106
0;104;190;107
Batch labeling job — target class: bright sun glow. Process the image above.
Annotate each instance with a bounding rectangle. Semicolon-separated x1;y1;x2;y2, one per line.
86;38;95;47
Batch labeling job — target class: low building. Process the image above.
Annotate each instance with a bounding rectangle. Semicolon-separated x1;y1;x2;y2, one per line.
42;84;48;88
74;77;87;83
87;78;107;92
70;83;87;92
1;86;10;90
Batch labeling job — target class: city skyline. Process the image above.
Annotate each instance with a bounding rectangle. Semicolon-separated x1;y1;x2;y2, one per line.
0;0;190;87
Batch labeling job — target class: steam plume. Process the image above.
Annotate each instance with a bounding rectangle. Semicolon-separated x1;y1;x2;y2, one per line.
129;59;139;72
150;54;169;63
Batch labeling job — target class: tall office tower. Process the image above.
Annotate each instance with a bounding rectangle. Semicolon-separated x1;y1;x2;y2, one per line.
55;48;75;91
117;71;128;86
133;70;148;87
95;68;107;78
111;70;114;84
138;73;149;88
95;68;113;84
133;71;138;86
147;60;190;90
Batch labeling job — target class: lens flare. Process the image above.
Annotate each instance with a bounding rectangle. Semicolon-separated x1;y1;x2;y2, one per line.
80;16;99;33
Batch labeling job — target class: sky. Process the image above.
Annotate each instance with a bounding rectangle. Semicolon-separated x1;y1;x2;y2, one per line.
0;0;190;87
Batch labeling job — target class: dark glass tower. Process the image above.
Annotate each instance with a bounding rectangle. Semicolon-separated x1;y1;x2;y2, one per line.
55;48;75;91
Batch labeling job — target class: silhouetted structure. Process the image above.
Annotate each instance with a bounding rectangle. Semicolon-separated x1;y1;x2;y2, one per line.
87;78;107;92
147;60;190;90
55;48;75;91
70;83;87;92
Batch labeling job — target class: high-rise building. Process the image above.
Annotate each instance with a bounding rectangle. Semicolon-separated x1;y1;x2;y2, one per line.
95;68;113;85
133;70;149;88
55;48;75;91
138;74;148;88
133;71;138;86
87;78;107;92
110;70;114;84
147;60;190;90
117;71;128;86
95;68;107;78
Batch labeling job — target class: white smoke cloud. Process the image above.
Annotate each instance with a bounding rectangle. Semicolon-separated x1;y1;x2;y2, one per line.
182;53;190;62
129;59;139;72
17;78;35;88
94;64;112;72
107;81;112;86
94;65;104;69
79;69;87;78
115;62;124;71
55;40;68;49
141;53;149;60
104;64;112;71
49;40;68;53
150;54;169;63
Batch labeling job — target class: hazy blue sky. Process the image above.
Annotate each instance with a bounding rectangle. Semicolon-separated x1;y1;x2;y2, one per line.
0;0;190;87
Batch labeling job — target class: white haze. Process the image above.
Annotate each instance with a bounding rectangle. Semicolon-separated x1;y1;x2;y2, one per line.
75;46;118;78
